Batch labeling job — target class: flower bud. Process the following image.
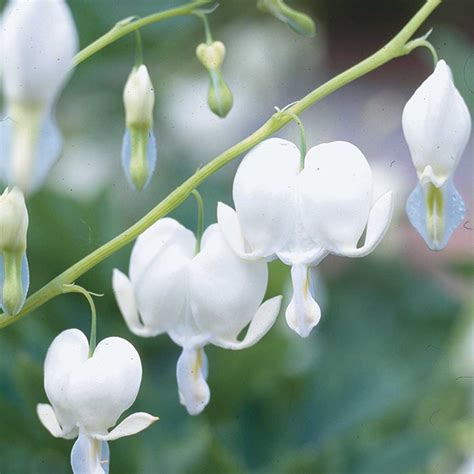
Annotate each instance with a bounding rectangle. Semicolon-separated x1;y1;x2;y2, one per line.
0;187;30;315
196;41;226;70
257;0;316;37
207;69;234;118
403;60;471;250
122;65;157;191
0;0;78;194
123;65;155;129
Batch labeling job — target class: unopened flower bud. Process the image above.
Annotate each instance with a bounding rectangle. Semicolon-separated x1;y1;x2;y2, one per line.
257;0;316;37
122;65;157;191
207;69;234;118
196;41;226;70
0;187;30;315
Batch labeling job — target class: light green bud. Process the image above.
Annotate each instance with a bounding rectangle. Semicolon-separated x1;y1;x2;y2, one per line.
207;69;234;118
257;0;316;37
0;187;29;315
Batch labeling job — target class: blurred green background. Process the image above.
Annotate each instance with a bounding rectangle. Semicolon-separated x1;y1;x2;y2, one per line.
0;0;473;473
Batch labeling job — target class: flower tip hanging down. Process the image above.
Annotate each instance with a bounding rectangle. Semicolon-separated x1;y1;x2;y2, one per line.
218;138;394;338
113;218;282;415
403;60;471;250
0;0;78;194
122;65;157;191
0;187;29;315
37;329;157;474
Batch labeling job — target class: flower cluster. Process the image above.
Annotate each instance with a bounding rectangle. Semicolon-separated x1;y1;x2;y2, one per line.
0;1;471;473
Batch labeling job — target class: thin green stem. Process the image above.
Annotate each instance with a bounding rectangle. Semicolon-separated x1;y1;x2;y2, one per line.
191;189;205;254
196;13;213;44
73;0;212;66
62;284;98;356
286;112;307;170
134;30;144;68
0;0;442;329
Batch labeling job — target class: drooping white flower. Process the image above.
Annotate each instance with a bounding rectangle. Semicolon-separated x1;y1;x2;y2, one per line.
122;64;157;191
112;219;282;415
37;329;157;474
0;186;29;315
403;60;471;250
218;138;393;338
0;0;78;194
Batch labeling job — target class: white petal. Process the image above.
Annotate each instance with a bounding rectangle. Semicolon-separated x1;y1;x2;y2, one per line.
71;432;109;474
232;138;300;257
44;329;89;436
331;191;393;257
68;337;142;435
95;413;158;441
112;269;159;337
217;202;261;259
285;264;321;337
402;60;471;184
132;220;195;340
37;403;77;439
212;295;282;349
129;218;195;282
1;0;78;104
176;347;210;416
299;141;373;253
189;224;268;341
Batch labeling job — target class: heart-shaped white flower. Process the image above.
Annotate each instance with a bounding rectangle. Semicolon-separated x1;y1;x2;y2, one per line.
113;220;282;415
218;138;393;337
37;329;157;474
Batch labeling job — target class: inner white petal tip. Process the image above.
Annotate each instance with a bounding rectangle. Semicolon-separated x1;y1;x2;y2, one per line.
285;299;321;338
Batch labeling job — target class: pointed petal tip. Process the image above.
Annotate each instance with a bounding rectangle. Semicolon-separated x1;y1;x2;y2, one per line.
212;295;282;350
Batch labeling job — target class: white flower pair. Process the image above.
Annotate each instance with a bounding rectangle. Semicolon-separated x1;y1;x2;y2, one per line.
112;137;394;415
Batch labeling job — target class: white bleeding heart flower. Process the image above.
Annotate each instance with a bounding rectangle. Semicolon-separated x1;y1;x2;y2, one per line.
0;186;29;315
112;219;282;416
217;138;393;338
122;64;157;191
402;60;471;251
0;0;78;194
37;329;158;474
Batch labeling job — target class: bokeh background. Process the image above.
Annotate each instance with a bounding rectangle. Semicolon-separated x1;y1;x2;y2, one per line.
0;0;473;472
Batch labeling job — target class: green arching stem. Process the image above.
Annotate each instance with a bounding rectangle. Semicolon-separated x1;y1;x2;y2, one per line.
0;0;442;329
73;0;212;66
134;30;144;68
62;284;98;357
286;112;307;170
191;190;205;254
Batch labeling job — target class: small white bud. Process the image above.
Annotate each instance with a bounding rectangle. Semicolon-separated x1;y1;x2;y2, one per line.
0;187;28;253
196;41;226;70
123;65;155;128
0;186;30;315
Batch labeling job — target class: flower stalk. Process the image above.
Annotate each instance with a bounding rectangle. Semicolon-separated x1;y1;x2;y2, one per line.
73;0;213;66
0;0;442;329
